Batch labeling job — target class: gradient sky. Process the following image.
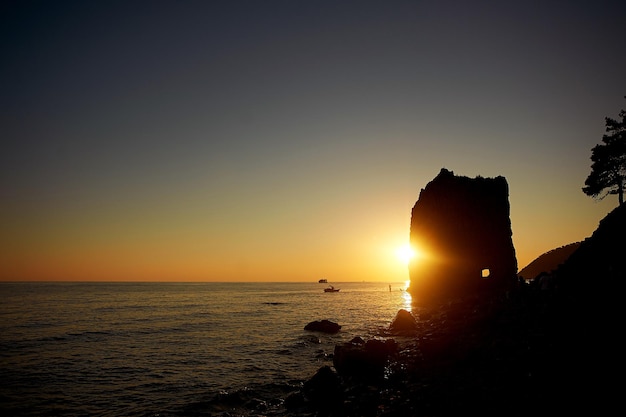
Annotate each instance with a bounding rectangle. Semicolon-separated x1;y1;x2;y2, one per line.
1;0;625;282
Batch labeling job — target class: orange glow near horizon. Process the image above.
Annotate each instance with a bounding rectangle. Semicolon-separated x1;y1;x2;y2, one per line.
0;230;420;282
0;190;616;283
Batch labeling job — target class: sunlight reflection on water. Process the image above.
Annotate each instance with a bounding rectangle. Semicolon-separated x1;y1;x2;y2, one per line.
0;281;411;416
401;288;413;311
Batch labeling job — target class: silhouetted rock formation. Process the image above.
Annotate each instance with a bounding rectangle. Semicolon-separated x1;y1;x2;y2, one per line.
408;168;517;303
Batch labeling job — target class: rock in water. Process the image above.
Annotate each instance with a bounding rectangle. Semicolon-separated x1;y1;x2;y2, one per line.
304;319;341;334
389;309;418;334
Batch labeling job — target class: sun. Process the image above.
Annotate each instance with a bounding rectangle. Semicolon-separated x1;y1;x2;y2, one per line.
395;244;417;265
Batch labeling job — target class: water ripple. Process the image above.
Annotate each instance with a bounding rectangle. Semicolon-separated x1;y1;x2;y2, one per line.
0;281;408;416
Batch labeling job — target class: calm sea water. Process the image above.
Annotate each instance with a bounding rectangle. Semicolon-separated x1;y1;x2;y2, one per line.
0;281;412;416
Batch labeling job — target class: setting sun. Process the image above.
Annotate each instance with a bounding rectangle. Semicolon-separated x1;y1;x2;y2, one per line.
396;244;417;265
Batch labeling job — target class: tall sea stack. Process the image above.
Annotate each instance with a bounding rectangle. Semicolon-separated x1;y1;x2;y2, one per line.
408;168;517;303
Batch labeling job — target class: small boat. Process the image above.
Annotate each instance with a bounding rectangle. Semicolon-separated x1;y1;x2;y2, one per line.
324;285;340;293
318;278;328;283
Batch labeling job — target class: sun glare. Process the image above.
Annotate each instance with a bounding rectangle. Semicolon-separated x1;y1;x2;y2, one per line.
396;244;416;265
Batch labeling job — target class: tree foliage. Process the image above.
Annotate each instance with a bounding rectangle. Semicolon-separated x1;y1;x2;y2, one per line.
583;98;626;205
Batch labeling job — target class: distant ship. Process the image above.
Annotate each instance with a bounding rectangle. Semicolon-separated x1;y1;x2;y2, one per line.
318;278;328;283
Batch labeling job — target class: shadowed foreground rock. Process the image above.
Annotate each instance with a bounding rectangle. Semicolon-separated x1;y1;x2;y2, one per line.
284;290;610;416
333;337;397;381
388;308;418;335
301;366;343;410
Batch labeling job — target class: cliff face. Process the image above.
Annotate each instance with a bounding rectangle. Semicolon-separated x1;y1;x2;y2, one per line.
556;203;625;297
408;169;517;303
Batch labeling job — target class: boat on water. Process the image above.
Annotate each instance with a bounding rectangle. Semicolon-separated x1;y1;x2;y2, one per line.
323;285;340;293
318;278;328;283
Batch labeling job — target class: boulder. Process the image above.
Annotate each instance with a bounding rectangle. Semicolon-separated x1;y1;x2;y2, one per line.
302;365;343;409
304;319;341;334
333;338;397;380
349;336;365;345
389;309;418;334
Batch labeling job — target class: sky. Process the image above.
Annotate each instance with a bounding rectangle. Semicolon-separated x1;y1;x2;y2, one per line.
1;0;625;282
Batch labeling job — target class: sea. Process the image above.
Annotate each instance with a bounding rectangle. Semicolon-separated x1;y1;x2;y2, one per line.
0;281;413;416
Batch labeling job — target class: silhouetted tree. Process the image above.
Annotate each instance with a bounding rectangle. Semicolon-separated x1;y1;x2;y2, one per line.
583;98;626;205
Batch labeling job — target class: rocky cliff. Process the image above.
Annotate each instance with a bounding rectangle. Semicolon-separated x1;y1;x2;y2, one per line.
408;168;517;303
556;202;625;302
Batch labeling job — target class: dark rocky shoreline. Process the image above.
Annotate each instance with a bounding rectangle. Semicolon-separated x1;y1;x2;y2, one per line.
188;280;611;417
289;285;608;416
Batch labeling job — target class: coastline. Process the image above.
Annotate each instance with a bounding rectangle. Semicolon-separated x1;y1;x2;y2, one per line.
194;281;607;416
